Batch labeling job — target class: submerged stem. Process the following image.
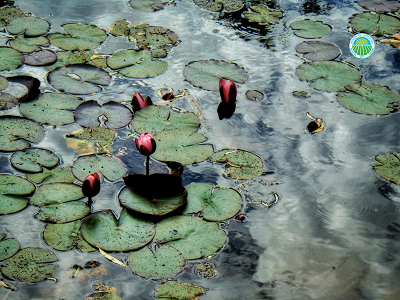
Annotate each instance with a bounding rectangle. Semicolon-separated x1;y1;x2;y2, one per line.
146;155;149;176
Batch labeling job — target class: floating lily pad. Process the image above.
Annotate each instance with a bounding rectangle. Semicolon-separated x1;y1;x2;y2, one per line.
10;148;59;173
72;154;127;182
48;64;111;95
154;281;205;300
0;92;18;110
373;153;400;184
295;41;341;61
290;19;331;39
152;129;214;165
9;35;49;53
48;23;107;51
0;75;8;90
357;0;400;12
73;100;132;129
35;201;90;223
211;149;264;179
0;236;19;261
26;166;76;184
7;75;40;103
245;90;264;101
0;7;25;28
23;49;57;66
43;221;96;252
194;0;243;12
88;285;121;300
7;17;50;37
183;60;249;91
337;83;400;115
0;116;45;151
296;61;362;92
132;105;200;135
0;47;24;70
154;216;226;259
129;0;170;11
30;183;84;206
183;183;242;221
350;13;400;36
1;247;58;282
0;174;34;215
81;209;155;251
67;127;116;147
243;5;283;24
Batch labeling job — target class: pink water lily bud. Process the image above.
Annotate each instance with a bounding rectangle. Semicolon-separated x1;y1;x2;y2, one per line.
131;93;152;112
135;133;156;156
219;78;237;104
82;173;100;198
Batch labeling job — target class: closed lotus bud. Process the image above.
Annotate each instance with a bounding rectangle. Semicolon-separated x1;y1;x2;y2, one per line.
131;93;152;112
219;78;237;104
135;133;156;156
82;173;100;198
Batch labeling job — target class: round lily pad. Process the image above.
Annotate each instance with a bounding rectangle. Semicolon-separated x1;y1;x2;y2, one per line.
48;64;111;95
26;166;76;184
128;245;184;280
357;0;400;12
183;60;248;91
0;7;25;27
350;13;400;36
0;92;18;110
295;41;341;61
10;148;59;173
0;75;8;90
373;153;400;184
48;23;107;51
243;5;283;24
183;183;242;221
290;19;331;39
154;281;205;299
245;90;264;101
7;75;40;103
1;247;58;282
129;0;170;11
154;216;226;259
0;236;20;261
0;47;24;71
81;209;155;251
152;129;214;165
6;17;50;37
35;201;90;223
30;183;84;206
9;35;49;53
194;0;243;12
0;174;35;215
74;100;132;129
107;49;148;69
43;221;96;252
23;49;57;66
337;83;400;115
72;154;127;182
296;61;362;92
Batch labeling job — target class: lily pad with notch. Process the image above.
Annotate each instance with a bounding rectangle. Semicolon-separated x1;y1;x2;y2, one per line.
0;47;24;71
35;201;90;223
154;281;205;300
6;17;50;37
0;235;19;261
24;49;57;66
193;0;243;12
350;12;400;36
30;183;84;206
373;153;400;184
290;19;331;39
246;90;264;101
27;166;76;184
0;174;35;215
243;5;283;24
296;41;341;61
10;148;59;173
357;0;400;13
129;0;171;11
9;35;49;53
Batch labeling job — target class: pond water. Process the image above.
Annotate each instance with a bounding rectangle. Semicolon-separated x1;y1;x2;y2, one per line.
1;0;400;299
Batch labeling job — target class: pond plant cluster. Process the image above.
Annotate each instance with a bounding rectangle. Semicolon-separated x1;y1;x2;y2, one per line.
1;0;400;298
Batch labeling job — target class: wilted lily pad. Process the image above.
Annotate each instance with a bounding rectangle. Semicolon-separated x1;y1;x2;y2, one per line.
154;281;205;300
48;23;107;51
7;17;50;36
243;5;283;24
350;13;400;36
296;41;341;61
30;183;84;206
183;183;242;221
373;153;400;184
0;92;18;110
1;247;58;282
183;60;248;91
81;209;155;251
26;166;76;184
66;127;115;155
10;148;59;173
0;47;24;71
129;0;170;11
24;49;57;66
290;19;331;39
35;201;90;223
0;174;34;215
296;61;362;92
43;221;96;252
0;235;19;261
194;0;243;12
154;216;226;259
48;64;111;95
74;100;132;129
357;0;400;13
152;129;214;165
9;35;49;53
0;7;25;27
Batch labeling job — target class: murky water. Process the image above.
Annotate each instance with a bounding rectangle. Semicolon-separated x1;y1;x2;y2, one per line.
1;0;400;299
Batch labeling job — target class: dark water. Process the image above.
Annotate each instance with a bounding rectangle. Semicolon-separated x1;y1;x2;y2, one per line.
1;0;400;299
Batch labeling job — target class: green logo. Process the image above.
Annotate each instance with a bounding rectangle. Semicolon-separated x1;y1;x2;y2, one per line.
350;33;374;59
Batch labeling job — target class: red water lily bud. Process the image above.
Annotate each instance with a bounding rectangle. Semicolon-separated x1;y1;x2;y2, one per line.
82;173;100;198
131;93;152;112
219;78;237;104
135;133;156;156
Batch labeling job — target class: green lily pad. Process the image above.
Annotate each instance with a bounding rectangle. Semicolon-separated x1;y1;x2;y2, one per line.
128;245;184;280
0;7;25;28
23;49;58;66
0;75;8;90
1;247;58;282
183;183;242;221
48;23;107;51
0;92;18;110
9;35;49;53
211;149;264;179
350;13;400;36
10;148;59;173
0;174;34;215
35;201;90;223
152;129;214;165
246;90;264;101
154;281;205;300
43;221;96;252
154;216;226;259
290;19;332;39
132;105;200;135
44;51;73;71
72;154;127;182
81;209;155;251
194;0;243;12
0;116;46;151
295;41;341;61
66;127;116;149
129;0;170;11
0;236;20;261
337;83;400;115
26;166;76;184
0;47;24;70
6;17;50;36
373;153;400;184
357;0;400;12
47;64;111;95
183;60;249;91
106;49;147;69
30;183;84;206
243;5;283;24
19;93;82;125
295;61;362;92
